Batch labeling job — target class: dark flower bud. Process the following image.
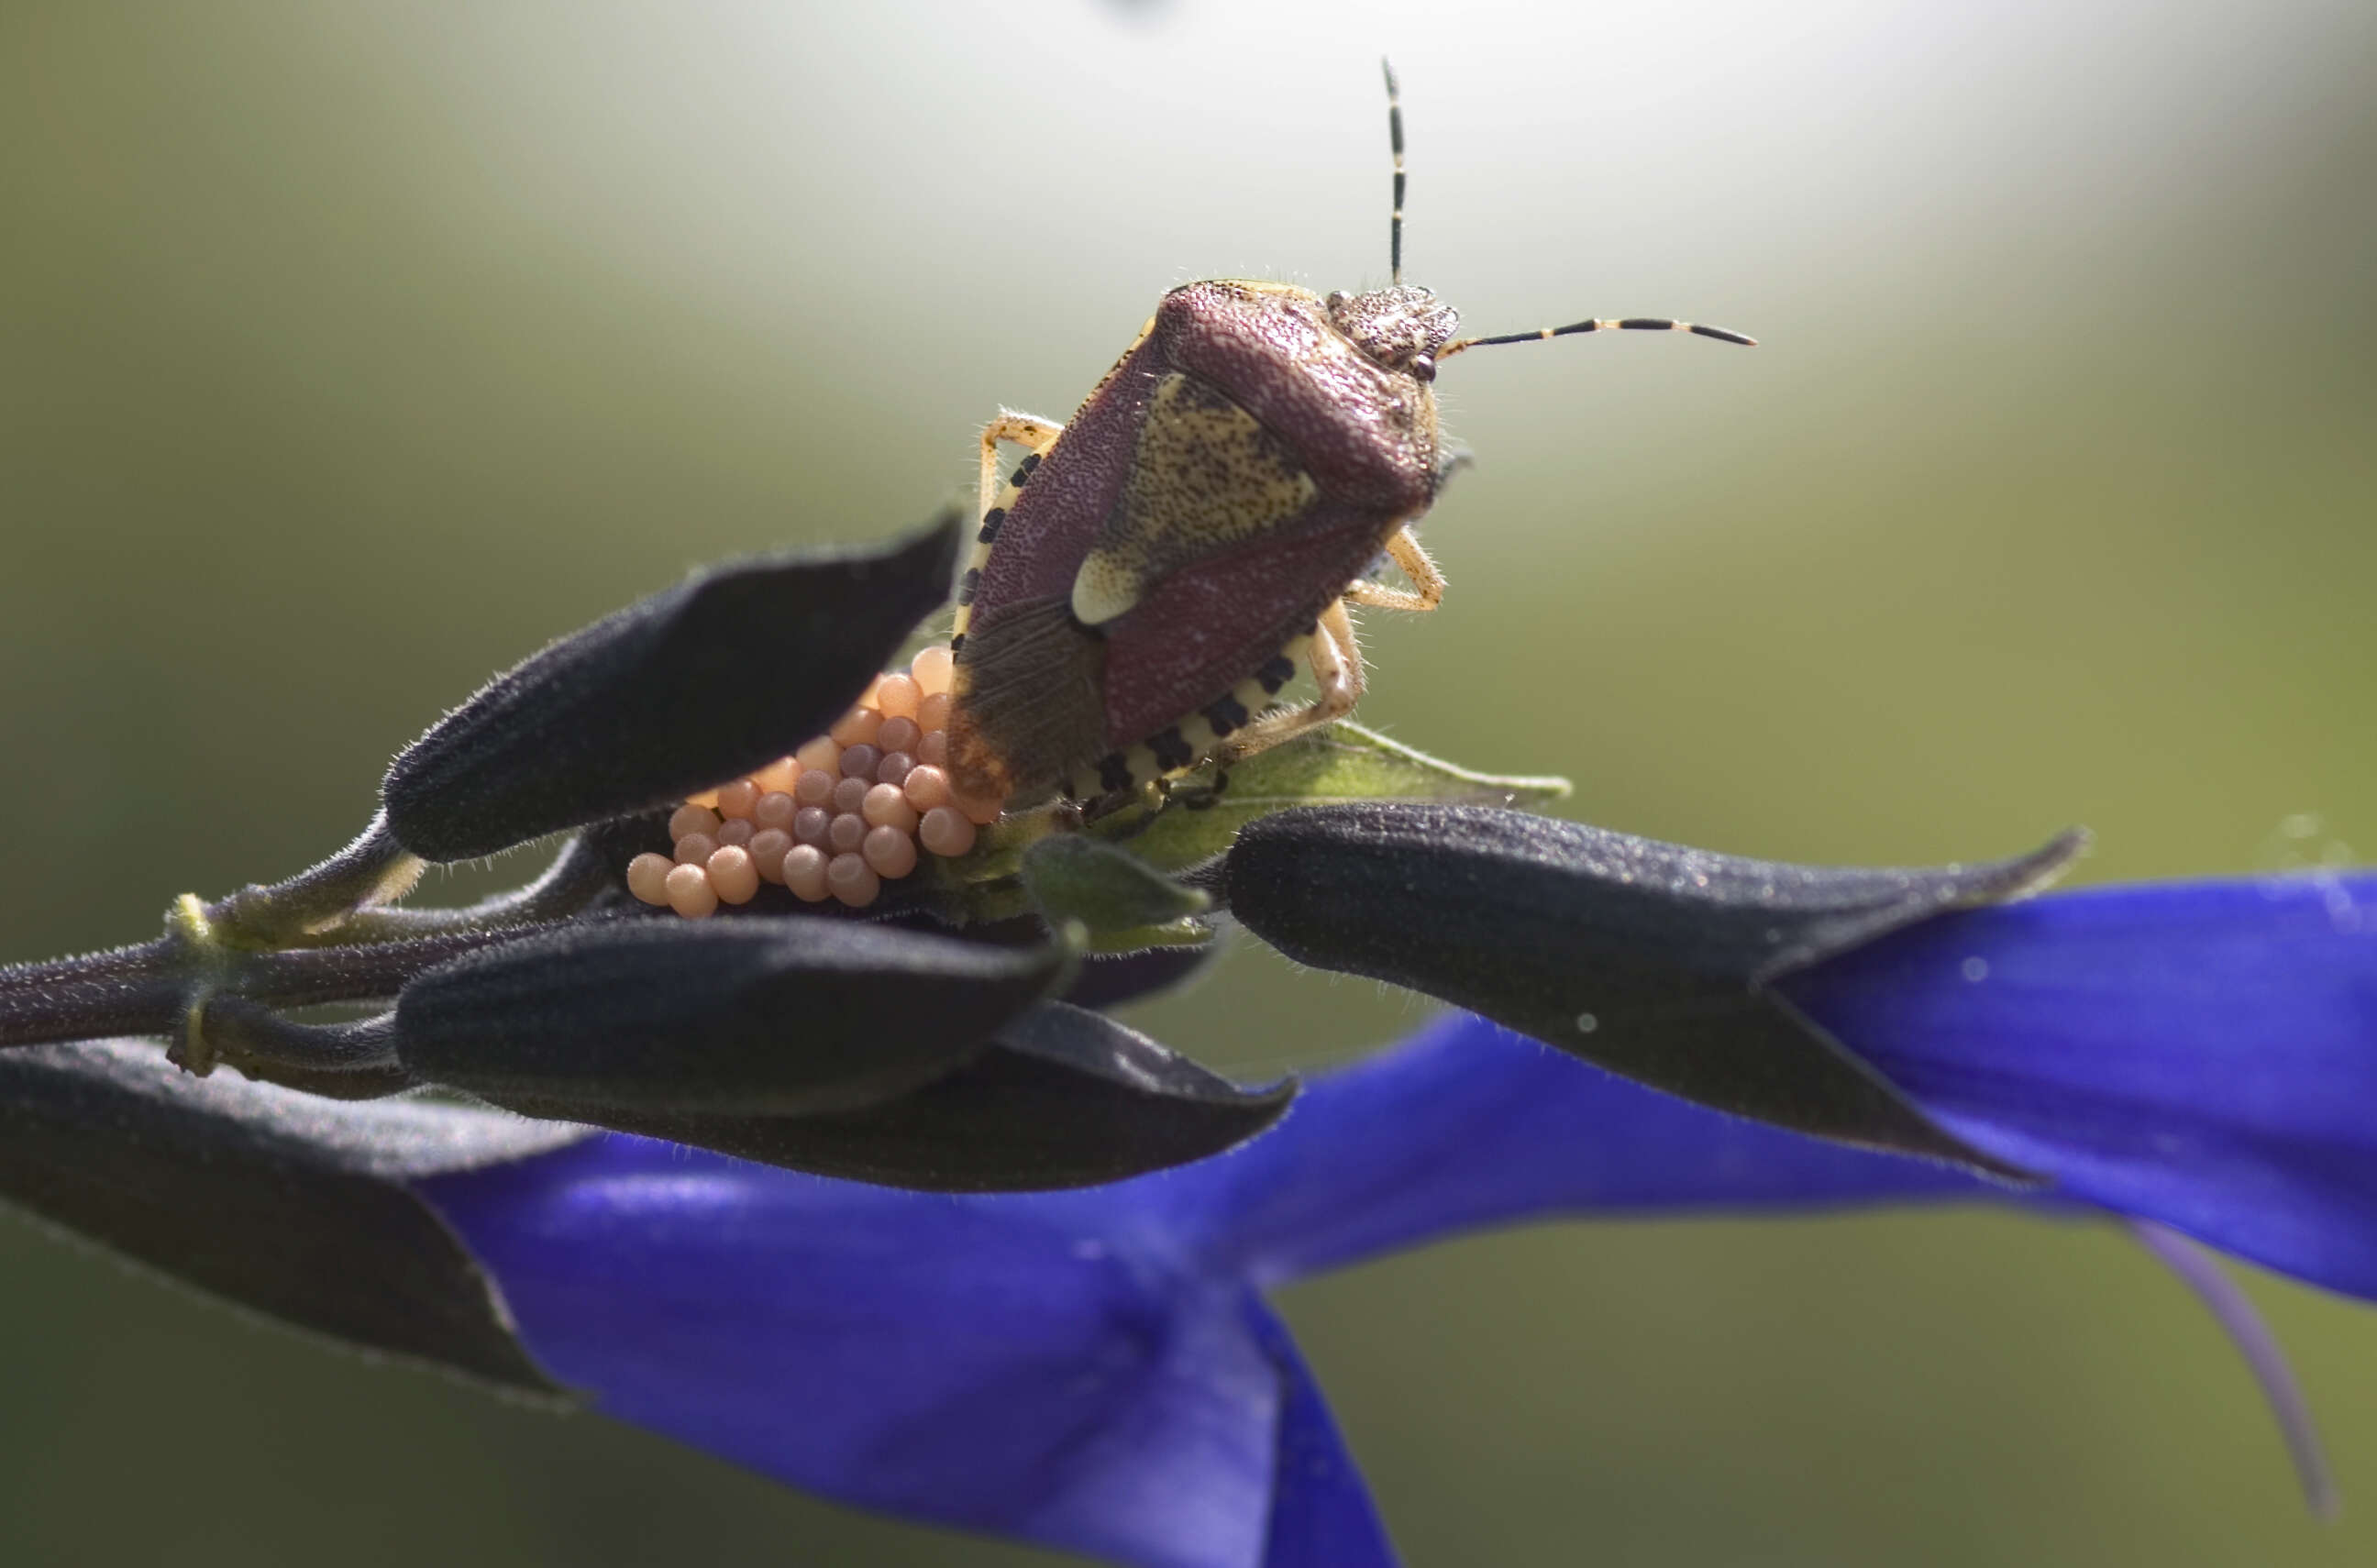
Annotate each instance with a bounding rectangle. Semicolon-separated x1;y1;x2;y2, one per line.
1227;802;2085;1181
1061;941;1220;1010
540;1000;1296;1191
383;513;962;861
0;1038;580;1392
394;916;1060;1119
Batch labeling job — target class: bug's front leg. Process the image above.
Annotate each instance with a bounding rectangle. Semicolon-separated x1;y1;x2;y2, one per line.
1340;524;1445;614
955;412;1065;645
1212;601;1366;767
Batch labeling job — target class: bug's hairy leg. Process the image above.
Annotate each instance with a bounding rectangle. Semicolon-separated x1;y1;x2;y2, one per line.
1213;602;1365;767
977;412;1064;517
1341;525;1445;614
956;412;1065;645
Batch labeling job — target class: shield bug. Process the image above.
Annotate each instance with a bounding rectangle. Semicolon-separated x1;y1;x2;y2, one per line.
945;62;1753;811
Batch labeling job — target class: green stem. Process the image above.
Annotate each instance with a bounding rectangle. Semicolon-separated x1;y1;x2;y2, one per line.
205;811;426;948
326;832;615;944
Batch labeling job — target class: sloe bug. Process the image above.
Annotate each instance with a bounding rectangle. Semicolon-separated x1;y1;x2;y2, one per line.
945;62;1752;812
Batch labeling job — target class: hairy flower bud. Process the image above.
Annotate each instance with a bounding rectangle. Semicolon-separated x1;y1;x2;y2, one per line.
383;513;961;860
1228;801;2084;1180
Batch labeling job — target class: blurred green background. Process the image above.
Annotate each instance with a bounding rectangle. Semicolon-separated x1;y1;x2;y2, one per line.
4;1;2372;1562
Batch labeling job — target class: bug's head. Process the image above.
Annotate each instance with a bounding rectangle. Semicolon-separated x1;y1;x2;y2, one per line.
1349;66;1755;382
1327;285;1460;383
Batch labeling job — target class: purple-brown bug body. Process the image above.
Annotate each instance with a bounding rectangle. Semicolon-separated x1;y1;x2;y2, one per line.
947;279;1457;804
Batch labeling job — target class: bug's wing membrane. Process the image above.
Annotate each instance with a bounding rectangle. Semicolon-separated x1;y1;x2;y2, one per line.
948;595;1110;801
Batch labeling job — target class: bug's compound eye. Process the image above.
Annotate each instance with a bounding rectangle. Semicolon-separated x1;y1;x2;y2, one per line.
1325;290;1349;312
1410;353;1436;383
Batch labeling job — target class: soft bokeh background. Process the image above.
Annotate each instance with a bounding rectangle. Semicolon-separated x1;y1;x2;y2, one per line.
4;1;2372;1562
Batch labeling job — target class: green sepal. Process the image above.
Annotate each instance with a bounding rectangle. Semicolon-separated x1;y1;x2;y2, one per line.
1090;721;1570;872
927;722;1571;930
1069;917;1216;955
1020;834;1212;951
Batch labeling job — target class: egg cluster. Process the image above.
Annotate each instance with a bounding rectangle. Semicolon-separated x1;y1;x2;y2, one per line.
625;644;1005;917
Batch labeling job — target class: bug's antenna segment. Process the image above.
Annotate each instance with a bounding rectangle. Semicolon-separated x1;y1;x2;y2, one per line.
1438;316;1759;359
1383;58;1406;285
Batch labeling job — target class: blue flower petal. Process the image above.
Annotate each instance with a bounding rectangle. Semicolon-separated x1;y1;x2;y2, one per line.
409;1015;1978;1564
1779;871;2377;1297
420;1137;1352;1568
1243;1297;1398;1568
1165;1014;1985;1286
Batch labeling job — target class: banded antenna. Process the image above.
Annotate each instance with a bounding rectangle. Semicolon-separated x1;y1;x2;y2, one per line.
1374;64;1759;356
1439;317;1758;358
1383;58;1406;284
